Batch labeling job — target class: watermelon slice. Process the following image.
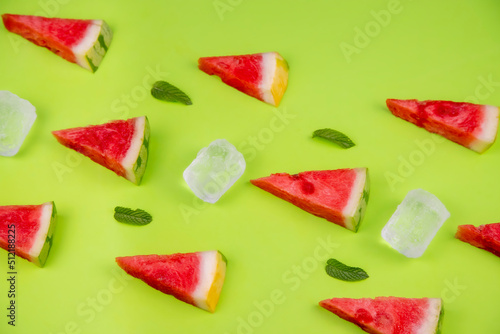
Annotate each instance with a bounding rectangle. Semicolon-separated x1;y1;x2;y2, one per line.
250;168;369;232
2;14;112;72
455;223;500;258
198;52;289;106
116;250;227;312
319;297;444;334
52;116;150;185
386;99;499;153
0;202;56;267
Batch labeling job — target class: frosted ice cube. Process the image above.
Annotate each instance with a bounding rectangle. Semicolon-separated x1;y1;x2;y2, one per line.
381;189;450;258
183;139;246;203
0;91;37;156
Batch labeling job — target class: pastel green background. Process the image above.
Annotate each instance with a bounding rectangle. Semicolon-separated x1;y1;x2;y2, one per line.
1;0;499;333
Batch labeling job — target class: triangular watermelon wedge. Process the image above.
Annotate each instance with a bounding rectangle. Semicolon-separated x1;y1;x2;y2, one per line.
386;99;499;153
250;168;369;232
319;297;444;334
0;202;57;267
52;116;150;185
198;52;289;106
455;223;500;258
116;250;227;312
2;14;112;72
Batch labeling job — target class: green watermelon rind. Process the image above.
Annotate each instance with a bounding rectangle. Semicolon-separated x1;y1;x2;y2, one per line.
29;202;57;267
343;168;370;232
74;20;112;72
122;116;150;185
218;250;228;265
436;303;444;334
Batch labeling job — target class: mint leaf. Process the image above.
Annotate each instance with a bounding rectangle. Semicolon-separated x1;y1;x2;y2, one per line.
313;128;355;148
114;207;152;226
151;81;192;105
325;258;368;281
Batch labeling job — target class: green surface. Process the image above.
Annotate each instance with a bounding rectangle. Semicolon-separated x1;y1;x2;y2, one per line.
1;0;500;333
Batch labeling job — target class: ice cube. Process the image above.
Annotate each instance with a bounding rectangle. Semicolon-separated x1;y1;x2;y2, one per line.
183;139;246;203
0;91;37;157
381;189;450;258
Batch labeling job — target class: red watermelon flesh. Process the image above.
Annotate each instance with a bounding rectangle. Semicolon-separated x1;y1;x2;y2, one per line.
250;168;369;232
116;250;226;312
117;253;200;306
3;14;91;62
199;52;289;106
0;202;56;267
386;99;499;153
455;223;500;257
320;297;443;334
2;14;112;72
200;53;263;101
52;116;149;185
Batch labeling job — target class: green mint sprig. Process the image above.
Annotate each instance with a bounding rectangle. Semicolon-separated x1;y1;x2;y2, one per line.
114;207;153;226
325;258;369;281
313;128;355;149
151;81;192;105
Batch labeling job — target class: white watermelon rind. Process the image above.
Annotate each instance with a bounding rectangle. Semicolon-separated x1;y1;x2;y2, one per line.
28;201;57;267
468;105;499;153
342;168;369;232
121;116;150;185
416;298;444;334
191;250;227;313
72;20;112;72
260;52;277;105
259;52;289;107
